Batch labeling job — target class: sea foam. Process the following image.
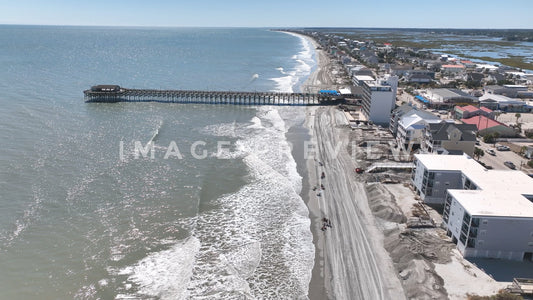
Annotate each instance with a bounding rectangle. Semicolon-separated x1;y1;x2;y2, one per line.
166;106;314;299
117;236;200;300
270;32;316;93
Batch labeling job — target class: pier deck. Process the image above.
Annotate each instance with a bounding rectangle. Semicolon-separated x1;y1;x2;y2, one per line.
83;85;346;106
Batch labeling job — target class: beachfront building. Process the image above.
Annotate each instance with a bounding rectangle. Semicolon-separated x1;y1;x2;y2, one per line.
454;105;494;120
353;75;375;87
396;110;442;149
422;122;477;157
390;104;416;137
425;89;477;109
461;115;517;137
358;75;398;125
411;154;483;205
412;153;533;203
443;170;533;261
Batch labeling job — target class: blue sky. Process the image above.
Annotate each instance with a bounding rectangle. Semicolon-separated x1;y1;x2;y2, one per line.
1;0;532;28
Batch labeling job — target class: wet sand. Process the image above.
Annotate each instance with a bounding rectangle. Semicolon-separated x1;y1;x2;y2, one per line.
293;32;406;300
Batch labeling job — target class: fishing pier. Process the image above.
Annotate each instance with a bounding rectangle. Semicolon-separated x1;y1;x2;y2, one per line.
83;85;346;105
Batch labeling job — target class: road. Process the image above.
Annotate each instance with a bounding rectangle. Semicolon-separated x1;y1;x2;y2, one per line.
477;141;531;172
308;107;405;300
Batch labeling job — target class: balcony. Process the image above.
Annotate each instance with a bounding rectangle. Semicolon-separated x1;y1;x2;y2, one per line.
463;213;471;224
469;227;478;238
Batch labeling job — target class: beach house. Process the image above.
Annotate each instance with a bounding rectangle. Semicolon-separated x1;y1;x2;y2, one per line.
422;122;477;157
396;110;442;149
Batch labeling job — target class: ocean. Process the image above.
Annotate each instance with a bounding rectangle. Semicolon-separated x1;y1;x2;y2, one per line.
0;26;316;299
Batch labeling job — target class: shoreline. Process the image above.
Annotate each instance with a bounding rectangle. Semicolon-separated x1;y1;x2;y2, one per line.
290;31;406;299
290;31;331;299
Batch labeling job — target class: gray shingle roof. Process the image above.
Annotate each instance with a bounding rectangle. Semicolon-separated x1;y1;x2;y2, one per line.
428;122;477;141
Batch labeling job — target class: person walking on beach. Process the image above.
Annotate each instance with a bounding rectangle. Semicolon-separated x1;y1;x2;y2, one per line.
321;217;332;231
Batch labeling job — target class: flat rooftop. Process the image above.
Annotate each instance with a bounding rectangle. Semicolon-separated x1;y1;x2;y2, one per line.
416;154;533;218
448;189;533;218
354;75;375;82
463;169;533;196
479;93;524;104
414;154;485;172
429;88;475;100
416;154;533;195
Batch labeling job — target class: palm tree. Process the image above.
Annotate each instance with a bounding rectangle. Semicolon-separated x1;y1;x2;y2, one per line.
474;147;485;161
515;113;523;133
515;113;521;124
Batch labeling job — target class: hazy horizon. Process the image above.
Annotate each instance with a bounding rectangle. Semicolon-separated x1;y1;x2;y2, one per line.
1;24;533;30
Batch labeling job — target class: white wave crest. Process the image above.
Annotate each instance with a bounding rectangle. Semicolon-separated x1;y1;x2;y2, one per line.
270;32;317;93
183;106;313;298
117;236;201;300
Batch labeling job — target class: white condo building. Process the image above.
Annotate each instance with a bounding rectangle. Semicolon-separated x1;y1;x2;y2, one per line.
411;154;533;261
356;74;398;125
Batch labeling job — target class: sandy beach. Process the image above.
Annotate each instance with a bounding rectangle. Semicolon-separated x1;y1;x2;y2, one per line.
294;32;406;300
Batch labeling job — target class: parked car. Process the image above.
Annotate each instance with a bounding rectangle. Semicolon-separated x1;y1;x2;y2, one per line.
504;161;516;169
486;149;496;156
497;145;510;151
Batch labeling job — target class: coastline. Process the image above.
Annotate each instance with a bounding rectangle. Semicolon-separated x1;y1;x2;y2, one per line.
298;33;331;300
292;31;406;299
276;30;328;299
276;30;333;298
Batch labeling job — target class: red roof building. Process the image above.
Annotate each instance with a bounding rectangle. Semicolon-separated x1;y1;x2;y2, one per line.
480;107;493;113
454;105;494;120
461;116;516;137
